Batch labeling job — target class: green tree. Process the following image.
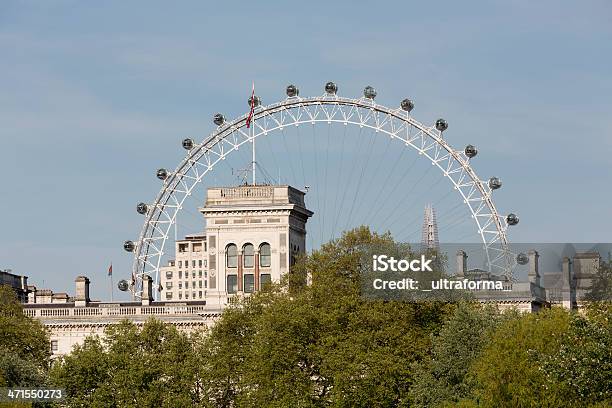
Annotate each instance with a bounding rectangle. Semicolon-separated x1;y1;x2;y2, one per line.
0;285;50;387
467;307;572;407
50;319;202;407
584;260;612;302
536;306;612;405
197;227;451;407
410;302;504;407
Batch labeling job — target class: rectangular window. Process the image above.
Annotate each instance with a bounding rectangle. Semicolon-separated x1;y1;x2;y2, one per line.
227;275;238;294
186;292;189;299
199;291;202;298
260;244;271;267
178;292;182;299
199;270;202;277
165;292;173;300
199;280;202;288
205;280;208;288
178;271;182;279
260;274;272;288
192;271;196;278
50;340;58;352
178;261;182;268
165;271;173;279
244;274;254;293
186;281;189;289
179;282;182;289
192;291;196;298
192;260;196;268
166;282;173;289
199;260;202;267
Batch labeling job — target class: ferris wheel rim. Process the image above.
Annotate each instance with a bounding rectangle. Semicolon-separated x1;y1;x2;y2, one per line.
130;94;514;298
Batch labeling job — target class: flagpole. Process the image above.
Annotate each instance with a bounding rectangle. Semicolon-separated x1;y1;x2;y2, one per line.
109;263;114;302
251;82;256;185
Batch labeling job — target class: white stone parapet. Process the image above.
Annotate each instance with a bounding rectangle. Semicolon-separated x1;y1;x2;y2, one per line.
23;303;221;319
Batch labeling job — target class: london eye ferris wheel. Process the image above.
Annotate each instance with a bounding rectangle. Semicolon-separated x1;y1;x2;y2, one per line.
122;82;521;298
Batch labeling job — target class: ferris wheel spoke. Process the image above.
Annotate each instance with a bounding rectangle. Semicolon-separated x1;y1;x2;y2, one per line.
344;125;378;233
334;125;365;236
330;124;349;241
356;130;394;228
378;162;434;233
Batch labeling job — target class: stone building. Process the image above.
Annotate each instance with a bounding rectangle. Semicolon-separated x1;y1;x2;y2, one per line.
455;249;548;313
0;269;29;303
21;183;313;357
159;184;313;306
23;276;221;357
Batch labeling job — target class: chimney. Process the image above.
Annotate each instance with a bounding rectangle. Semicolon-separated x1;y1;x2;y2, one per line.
528;250;540;286
456;250;467;277
141;275;153;305
561;257;574;310
74;276;90;307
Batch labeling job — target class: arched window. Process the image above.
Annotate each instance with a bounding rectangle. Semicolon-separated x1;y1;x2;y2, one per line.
226;244;237;268
243;243;254;268
259;243;271;268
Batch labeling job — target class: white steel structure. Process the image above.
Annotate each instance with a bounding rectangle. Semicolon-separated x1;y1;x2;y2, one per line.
125;83;519;298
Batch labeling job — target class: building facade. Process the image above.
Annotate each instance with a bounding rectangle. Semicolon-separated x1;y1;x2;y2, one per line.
23;276;221;357
0;269;29;303
159;184;313;306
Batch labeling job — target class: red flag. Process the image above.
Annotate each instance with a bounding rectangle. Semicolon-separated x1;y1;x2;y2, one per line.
246;82;255;128
108;263;113;276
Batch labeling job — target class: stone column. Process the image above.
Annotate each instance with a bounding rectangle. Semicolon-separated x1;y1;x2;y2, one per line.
237;250;243;292
528;250;540;286
142;275;153;306
74;276;90;307
562;257;573;310
254;250;260;291
456;250;467;278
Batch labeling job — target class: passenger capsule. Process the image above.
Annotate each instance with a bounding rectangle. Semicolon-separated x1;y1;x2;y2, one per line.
435;118;448;132
286;84;299;97
213;113;225;126
123;240;135;252
182;138;194;150
506;213;519;226
488;177;502;190
465;145;478;158
117;279;129;291
400;98;414;112
136;202;148;215
364;86;377;99
248;95;261;108
516;253;529;265
325;81;338;95
156;168;168;180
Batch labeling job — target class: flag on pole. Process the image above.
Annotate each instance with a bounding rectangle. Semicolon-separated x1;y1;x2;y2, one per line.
246;82;255;128
108;263;113;276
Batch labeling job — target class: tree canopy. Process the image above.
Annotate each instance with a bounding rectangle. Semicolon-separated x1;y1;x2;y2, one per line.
36;228;612;407
0;284;50;388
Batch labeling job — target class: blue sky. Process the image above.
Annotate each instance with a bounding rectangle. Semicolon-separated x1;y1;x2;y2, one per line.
1;1;610;300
